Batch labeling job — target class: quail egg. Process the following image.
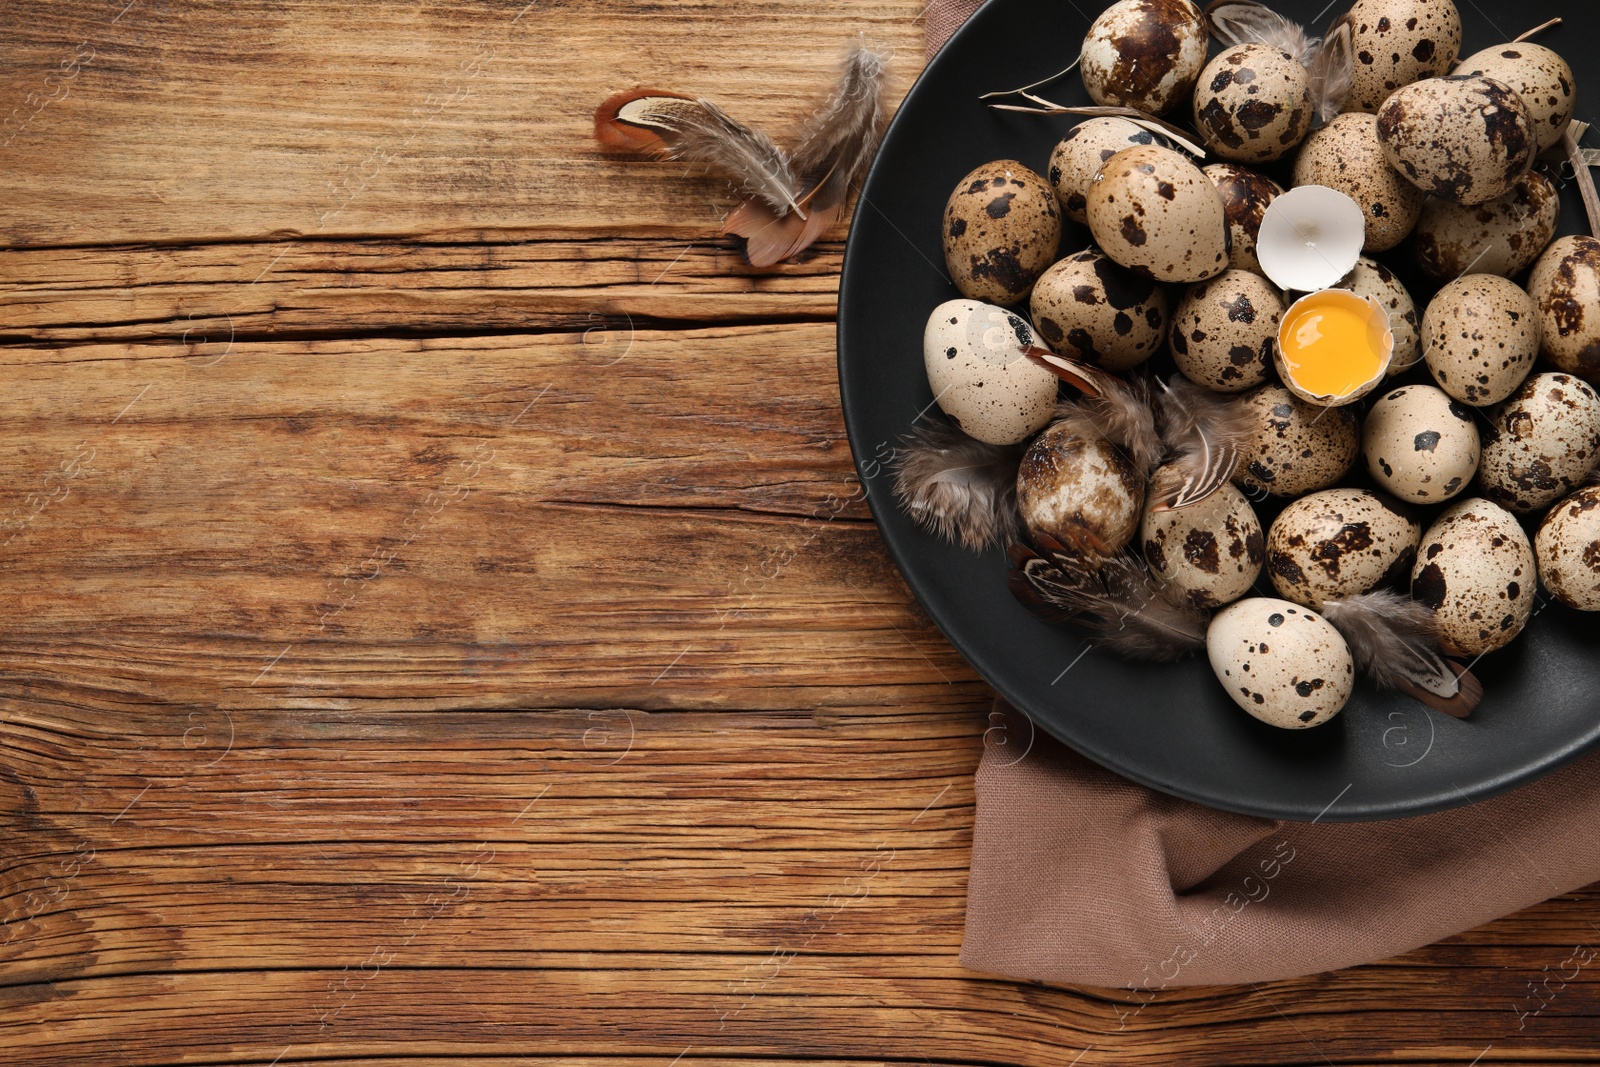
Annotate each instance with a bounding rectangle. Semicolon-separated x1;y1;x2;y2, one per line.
1478;372;1600;515
1141;481;1263;608
1343;0;1462;114
1266;488;1422;608
1080;0;1210;116
1422;274;1540;406
1535;487;1600;611
1192;43;1313;163
1029;248;1170;373
1376;75;1537;206
1412;496;1535;656
1204;163;1283;275
1292;112;1423;252
923;300;1060;445
1363;384;1480;503
1234;385;1361;497
1049;118;1160;224
1333;257;1422;373
1207;597;1355;728
1456;42;1576;152
1528;235;1600;385
1169;270;1285;393
1410;169;1560;282
1087;144;1230;283
943;161;1061;306
1017;421;1145;558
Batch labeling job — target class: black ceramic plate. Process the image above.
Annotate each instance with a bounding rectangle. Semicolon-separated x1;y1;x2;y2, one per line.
838;0;1600;820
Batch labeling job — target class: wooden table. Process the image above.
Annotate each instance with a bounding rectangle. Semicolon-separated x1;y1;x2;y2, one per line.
2;1;1597;1062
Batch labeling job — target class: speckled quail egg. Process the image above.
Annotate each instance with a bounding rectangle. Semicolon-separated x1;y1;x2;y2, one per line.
1204;163;1283;275
943;161;1061;306
1333;257;1422;374
1017;421;1145;558
1169;270;1284;393
1412;496;1535;656
1456;42;1576;152
1343;0;1463;114
1141;482;1263;608
1411;169;1560;282
1363;384;1479;503
1535;487;1600;610
1376;76;1537;206
1192;44;1313;164
1422;274;1540;406
1234;385;1361;497
923;300;1059;445
1049;118;1160;224
1266;488;1422;608
1087;144;1230;283
1528;236;1600;384
1080;0;1209;116
1292;112;1422;252
1206;597;1355;728
1478;373;1600;515
1029;248;1170;373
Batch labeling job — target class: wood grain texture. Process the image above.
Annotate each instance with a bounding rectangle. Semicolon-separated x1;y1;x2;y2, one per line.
2;0;1599;1064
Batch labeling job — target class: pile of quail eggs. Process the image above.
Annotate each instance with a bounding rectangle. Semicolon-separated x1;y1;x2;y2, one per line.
918;0;1600;730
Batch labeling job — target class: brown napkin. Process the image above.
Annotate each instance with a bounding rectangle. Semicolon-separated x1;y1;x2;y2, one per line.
962;699;1600;988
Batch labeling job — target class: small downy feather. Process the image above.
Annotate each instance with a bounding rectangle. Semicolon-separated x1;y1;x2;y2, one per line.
1048;377;1163;477
1307;16;1354;125
1205;0;1315;64
890;419;1021;551
594;89;803;219
1320;590;1482;717
725;39;892;267
1150;377;1258;511
1008;539;1210;661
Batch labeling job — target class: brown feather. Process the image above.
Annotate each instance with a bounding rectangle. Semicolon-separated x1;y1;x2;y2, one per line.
1049;377;1162;478
1308;16;1354;125
1205;0;1315;63
890;419;1021;551
1150;377;1257;511
1008;544;1210;661
1319;590;1469;707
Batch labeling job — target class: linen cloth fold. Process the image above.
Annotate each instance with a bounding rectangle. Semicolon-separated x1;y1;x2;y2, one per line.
925;6;1600;989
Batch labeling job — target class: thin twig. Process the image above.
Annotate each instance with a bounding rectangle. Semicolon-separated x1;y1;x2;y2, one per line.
1564;125;1600;237
985;99;1208;157
977;51;1083;101
1513;17;1561;44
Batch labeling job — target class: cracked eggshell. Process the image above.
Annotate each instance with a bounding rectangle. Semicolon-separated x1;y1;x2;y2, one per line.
1266;488;1422;608
1363;384;1480;503
1456;42;1576;153
1528;236;1600;385
1423;274;1540;406
1234;385;1361;497
1192;44;1312;164
1080;0;1209;116
1535;487;1600;611
1029;248;1171;373
1049;118;1160;224
1206;598;1354;728
1412;496;1535;656
1292;112;1422;252
1333;257;1422;374
923;300;1059;445
1169;270;1284;394
1343;0;1462;114
1411;169;1560;282
943;161;1061;306
1376;75;1538;206
1204;163;1283;275
1141;482;1264;608
1087;144;1230;283
1017;421;1146;558
1478;373;1600;515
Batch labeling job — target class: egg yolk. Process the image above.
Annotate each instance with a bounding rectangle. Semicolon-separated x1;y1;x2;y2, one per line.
1278;294;1386;399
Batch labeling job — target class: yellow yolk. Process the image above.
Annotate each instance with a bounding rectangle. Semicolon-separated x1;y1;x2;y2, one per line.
1278;293;1387;399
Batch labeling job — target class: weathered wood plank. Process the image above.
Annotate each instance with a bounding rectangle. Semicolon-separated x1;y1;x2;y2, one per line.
0;238;843;343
